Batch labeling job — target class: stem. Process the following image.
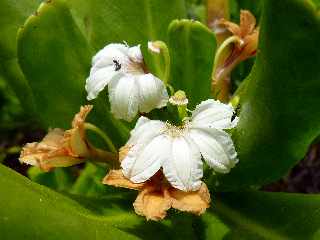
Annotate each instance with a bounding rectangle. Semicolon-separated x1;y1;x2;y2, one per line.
149;41;171;84
84;123;117;153
167;84;175;96
177;105;187;121
89;146;119;167
213;35;241;75
212;36;241;102
161;44;171;84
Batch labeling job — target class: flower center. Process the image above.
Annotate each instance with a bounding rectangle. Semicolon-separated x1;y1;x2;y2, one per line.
163;121;189;137
126;60;145;75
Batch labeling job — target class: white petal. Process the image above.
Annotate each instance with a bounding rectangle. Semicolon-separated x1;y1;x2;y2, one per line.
137;74;169;113
127;116;165;146
162;136;203;191
191;99;238;129
108;75;139;121
121;134;171;183
85;66;120;100
188;127;238;174
92;43;128;66
128;45;143;63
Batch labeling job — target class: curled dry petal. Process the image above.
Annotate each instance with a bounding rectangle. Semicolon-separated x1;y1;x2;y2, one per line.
19;105;94;171
133;186;172;221
169;183;211;215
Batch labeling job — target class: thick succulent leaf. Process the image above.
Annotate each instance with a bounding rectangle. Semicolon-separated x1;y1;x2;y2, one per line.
2;164;320;239
16;0;127;148
17;0;91;129
67;0;186;50
0;0;42;115
0;164;191;239
168;19;216;108
200;191;320;240
213;0;320;190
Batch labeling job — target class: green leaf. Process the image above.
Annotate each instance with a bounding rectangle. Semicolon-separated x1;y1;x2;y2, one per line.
200;191;320;240
28;166;76;192
215;0;320;190
17;0;91;129
0;164;189;239
2;164;320;239
168;19;216;108
67;0;187;50
71;162;109;197
0;0;42;115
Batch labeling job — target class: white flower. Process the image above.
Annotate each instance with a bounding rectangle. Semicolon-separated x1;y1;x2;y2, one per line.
85;43;169;121
120;99;239;192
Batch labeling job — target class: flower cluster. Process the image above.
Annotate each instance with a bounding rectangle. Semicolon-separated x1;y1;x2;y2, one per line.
20;40;240;221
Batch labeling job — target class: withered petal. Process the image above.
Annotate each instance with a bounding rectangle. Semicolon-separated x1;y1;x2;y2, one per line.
169;183;211;215
119;145;131;162
240;10;256;37
133;186;172;221
218;19;241;36
102;170;146;190
71;105;93;129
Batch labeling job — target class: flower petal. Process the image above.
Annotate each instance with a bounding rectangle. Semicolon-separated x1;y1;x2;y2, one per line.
85;66;121;100
108;75;139;121
133;186;172;221
191;99;238;129
121;134;171;183
127;116;165;146
92;43;128;66
128;45;143;63
240;10;256;37
162;136;203;192
136;74;168;113
102;170;145;190
188;127;238;173
169;182;211;215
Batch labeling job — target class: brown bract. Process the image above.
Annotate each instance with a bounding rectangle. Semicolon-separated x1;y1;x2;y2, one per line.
19;105;93;171
218;10;259;63
103;170;211;221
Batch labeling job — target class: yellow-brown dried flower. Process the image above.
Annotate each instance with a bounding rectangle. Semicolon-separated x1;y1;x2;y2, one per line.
19;105;103;171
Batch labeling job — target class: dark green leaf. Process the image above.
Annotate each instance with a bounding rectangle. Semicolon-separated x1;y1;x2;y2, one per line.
67;0;186;50
17;0;91;129
199;191;320;239
0;164;190;239
0;0;42;115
